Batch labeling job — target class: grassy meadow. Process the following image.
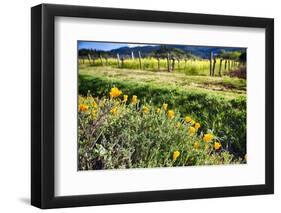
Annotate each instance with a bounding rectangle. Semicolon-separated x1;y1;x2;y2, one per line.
78;44;247;170
79;57;239;76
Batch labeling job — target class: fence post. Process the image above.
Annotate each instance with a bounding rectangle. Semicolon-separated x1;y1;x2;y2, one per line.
117;53;120;68
138;51;142;70
87;54;92;64
131;51;134;60
171;57;175;71
167;53;171;72
99;55;104;66
209;51;213;76
219;58;223;77
212;57;216;76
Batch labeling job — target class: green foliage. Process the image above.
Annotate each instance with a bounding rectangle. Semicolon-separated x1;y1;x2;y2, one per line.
239;52;246;62
219;50;244;61
79;75;247;156
79;57;241;76
78;95;243;170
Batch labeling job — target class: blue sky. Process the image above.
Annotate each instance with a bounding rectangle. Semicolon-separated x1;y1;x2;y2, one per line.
78;41;152;51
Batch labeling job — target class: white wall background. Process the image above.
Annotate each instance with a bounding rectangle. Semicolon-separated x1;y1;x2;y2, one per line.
0;0;279;212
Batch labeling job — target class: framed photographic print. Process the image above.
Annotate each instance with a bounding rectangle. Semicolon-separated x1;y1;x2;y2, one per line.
31;3;274;209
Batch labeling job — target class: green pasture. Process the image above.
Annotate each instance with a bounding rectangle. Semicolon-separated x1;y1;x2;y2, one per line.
79;57;240;76
79;64;246;156
79;65;246;98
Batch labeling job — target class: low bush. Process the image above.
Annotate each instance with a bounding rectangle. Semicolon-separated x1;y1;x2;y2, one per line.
78;92;244;170
79;75;247;156
228;67;247;79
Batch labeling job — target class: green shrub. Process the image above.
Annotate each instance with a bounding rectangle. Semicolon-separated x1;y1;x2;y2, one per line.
79;75;246;156
78;94;243;170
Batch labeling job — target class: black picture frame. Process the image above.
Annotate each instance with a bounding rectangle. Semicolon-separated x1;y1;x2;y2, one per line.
31;3;274;209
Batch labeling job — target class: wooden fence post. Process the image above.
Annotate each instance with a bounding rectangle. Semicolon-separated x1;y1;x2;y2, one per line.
177;58;180;70
117;53;120;68
171;57;175;71
131;51;134;60
212;57;216;76
167;53;171;72
219;58;223;77
138;51;142;70
99;55;104;66
87;54;92;64
209;51;213;76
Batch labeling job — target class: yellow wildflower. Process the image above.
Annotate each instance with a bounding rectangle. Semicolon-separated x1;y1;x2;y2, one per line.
109;87;122;98
214;142;222;150
188;127;196;136
110;106;118;115
194;122;201;130
79;104;88;112
156;108;161;113
123;95;128;102
91;109;97;118
193;142;200;149
131;95;138;104
92;101;98;108
163;103;168;111
143;106;149;113
185;116;192;123
167;110;175;119
173;151;180;161
203;133;213;143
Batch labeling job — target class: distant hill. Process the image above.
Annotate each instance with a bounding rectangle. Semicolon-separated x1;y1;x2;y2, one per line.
109;45;245;59
79;45;245;59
